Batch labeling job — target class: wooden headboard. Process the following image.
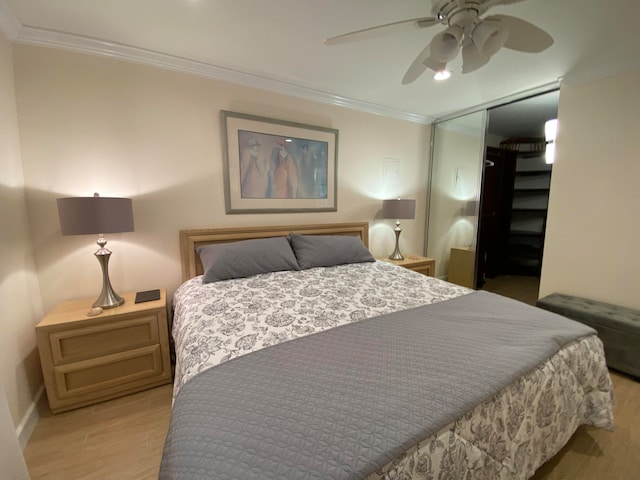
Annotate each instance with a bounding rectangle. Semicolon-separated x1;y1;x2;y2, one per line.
179;222;369;282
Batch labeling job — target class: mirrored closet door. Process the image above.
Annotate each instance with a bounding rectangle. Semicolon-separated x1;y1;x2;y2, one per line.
426;111;485;287
426;90;558;291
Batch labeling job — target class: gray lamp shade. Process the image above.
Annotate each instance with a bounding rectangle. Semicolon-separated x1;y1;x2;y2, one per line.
382;198;416;220
464;200;478;216
57;196;134;235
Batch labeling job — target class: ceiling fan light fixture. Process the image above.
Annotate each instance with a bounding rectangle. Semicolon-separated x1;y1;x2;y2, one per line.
461;42;489;73
430;25;463;62
472;20;509;57
422;55;447;73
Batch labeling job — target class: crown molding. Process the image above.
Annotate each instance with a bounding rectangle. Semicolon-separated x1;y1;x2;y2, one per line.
438;82;560;121
1;6;433;125
437;120;485;138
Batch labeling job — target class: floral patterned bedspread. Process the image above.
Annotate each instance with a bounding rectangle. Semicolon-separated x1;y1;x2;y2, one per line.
172;261;472;395
369;333;613;479
170;261;614;479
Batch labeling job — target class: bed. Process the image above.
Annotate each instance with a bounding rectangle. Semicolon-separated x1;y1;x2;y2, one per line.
160;222;614;480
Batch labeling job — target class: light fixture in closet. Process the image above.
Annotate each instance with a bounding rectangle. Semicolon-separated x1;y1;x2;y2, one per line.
545;119;558;164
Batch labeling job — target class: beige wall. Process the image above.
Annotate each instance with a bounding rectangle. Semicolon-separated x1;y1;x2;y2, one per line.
10;37;637;447
0;31;43;437
540;70;640;309
13;45;431;314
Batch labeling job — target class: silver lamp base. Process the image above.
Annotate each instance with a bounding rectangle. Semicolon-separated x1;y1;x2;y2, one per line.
93;238;124;309
388;221;404;261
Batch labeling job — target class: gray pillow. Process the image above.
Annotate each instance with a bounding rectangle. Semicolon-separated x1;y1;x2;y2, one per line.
197;236;300;283
288;233;375;269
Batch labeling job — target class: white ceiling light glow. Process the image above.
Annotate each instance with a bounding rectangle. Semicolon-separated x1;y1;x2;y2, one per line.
434;70;451;81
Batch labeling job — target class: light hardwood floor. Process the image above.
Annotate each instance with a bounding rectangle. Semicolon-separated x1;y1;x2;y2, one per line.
482;273;542;306
24;275;639;479
532;370;640;480
24;384;173;480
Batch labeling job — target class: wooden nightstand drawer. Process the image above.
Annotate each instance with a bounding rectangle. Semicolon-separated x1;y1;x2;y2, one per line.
54;345;164;401
50;315;160;365
411;264;434;276
36;290;172;413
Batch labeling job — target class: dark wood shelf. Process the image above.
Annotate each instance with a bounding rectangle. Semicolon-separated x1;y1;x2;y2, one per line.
511;208;548;213
513;188;550;193
515;170;552;176
509;230;544;237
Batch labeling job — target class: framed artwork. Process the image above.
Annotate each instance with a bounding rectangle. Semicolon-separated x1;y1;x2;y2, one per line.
221;110;338;213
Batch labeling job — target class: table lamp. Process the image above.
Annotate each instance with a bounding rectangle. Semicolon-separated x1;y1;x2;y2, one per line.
382;198;416;260
57;193;134;309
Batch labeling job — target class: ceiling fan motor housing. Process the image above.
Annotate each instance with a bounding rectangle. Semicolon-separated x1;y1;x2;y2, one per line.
432;0;482;31
430;0;509;59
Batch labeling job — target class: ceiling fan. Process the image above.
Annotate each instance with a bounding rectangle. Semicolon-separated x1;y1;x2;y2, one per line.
324;0;553;84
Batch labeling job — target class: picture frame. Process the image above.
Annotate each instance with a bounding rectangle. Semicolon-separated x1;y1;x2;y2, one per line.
221;110;338;213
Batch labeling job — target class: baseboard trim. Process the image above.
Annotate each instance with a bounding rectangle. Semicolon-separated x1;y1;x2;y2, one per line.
16;384;44;450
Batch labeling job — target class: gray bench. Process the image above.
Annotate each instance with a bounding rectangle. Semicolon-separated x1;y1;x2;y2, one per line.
537;293;640;378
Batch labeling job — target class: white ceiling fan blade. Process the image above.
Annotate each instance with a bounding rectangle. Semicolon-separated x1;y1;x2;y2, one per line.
482;0;527;9
462;42;490;74
324;17;439;45
486;15;553;53
402;44;431;85
403;38;452;85
472;20;509;57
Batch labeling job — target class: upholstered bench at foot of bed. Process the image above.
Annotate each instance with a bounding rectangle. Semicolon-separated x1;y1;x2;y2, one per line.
537;293;640;378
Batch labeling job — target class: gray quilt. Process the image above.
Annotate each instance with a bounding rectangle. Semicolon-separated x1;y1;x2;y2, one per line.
159;291;595;480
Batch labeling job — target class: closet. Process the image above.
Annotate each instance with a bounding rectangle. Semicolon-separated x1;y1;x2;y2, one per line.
427;89;558;289
475;146;516;286
476;138;553;287
499;138;551;276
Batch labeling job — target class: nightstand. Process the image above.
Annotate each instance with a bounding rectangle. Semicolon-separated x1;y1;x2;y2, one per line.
448;247;476;288
36;289;172;413
377;254;436;276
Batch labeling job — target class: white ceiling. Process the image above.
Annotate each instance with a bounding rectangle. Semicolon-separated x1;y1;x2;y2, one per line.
1;0;639;126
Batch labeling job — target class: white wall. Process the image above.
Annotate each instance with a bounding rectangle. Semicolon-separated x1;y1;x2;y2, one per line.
0;387;29;479
540;70;640;309
0;30;43;450
13;45;431;313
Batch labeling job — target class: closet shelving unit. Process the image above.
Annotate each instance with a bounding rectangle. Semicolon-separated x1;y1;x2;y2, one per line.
499;137;552;275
